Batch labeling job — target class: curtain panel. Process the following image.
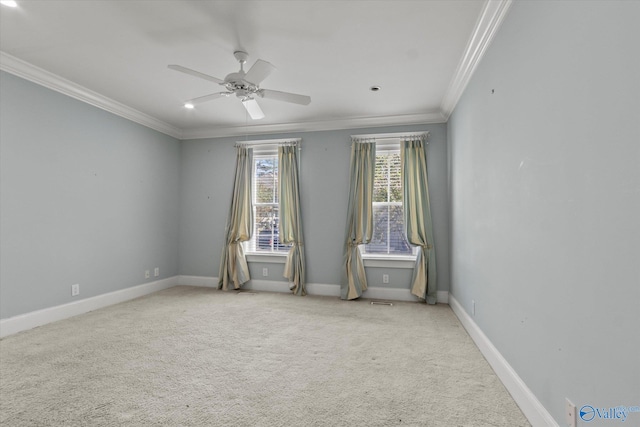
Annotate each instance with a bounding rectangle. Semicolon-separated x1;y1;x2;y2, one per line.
342;141;376;300
218;146;253;290
402;138;437;304
279;145;306;296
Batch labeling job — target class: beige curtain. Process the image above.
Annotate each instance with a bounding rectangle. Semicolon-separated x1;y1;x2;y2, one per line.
218;145;253;290
402;138;437;304
342;141;375;300
279;144;306;296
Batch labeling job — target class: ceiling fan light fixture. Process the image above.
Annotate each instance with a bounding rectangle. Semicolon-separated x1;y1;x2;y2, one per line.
242;98;265;120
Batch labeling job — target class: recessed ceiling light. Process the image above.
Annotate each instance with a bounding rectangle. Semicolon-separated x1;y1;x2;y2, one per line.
184;103;195;109
370;86;381;92
1;0;18;7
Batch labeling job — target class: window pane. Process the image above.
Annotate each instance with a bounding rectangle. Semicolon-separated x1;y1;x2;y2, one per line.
255;158;277;204
365;203;412;255
387;204;411;254
254;205;290;252
365;149;410;255
255;205;277;250
373;155;389;203
388;153;402;203
372;152;402;203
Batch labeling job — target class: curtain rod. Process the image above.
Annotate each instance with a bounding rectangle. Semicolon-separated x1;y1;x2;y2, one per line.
350;131;429;142
235;138;301;147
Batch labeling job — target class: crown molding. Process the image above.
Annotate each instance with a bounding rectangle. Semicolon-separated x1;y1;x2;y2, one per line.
181;111;446;140
0;51;183;139
440;0;512;120
1;51;448;142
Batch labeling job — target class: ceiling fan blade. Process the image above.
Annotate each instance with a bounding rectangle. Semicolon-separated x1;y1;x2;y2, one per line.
259;89;311;105
186;92;229;105
168;64;224;84
244;59;275;85
241;98;265;120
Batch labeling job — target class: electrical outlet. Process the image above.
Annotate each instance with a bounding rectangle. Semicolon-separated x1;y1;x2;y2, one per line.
382;274;389;284
472;299;476;316
71;284;80;296
154;267;159;277
262;267;268;277
566;398;576;427
145;270;150;279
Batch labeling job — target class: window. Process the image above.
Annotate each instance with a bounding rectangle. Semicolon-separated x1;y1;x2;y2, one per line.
246;152;290;253
363;146;412;256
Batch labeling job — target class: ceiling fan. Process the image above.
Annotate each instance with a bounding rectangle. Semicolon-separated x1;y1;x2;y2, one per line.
168;51;311;120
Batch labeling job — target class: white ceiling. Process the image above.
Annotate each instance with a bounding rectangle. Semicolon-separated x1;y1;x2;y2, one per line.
0;1;510;139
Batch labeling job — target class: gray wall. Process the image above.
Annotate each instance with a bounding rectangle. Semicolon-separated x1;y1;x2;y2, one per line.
179;124;449;292
0;72;181;319
448;1;639;424
0;69;448;320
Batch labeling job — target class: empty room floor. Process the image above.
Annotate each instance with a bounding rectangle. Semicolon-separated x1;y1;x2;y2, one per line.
0;286;529;426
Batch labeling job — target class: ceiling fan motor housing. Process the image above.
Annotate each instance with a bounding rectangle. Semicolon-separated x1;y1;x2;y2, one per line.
225;51;260;96
235;89;250;99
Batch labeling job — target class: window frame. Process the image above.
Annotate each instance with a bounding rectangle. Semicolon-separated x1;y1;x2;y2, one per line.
238;138;301;260
245;149;291;255
359;138;418;262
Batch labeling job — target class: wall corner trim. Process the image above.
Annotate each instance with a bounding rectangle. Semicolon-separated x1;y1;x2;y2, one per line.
440;0;513;120
0;277;178;338
449;295;559;427
0;51;182;139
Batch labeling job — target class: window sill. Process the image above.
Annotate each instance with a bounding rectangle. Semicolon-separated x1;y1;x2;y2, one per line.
246;252;288;264
361;254;416;269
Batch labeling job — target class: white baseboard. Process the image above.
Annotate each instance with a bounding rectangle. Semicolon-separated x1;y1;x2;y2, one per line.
178;275;331;294
305;282;340;297
437;290;449;304
365;287;449;304
0;277;178;338
178;275;449;303
1;275;448;338
178;275;216;287
448;295;558;427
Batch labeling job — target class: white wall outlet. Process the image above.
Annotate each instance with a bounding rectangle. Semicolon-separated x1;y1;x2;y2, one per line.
154;267;159;277
262;267;268;277
566;398;576;427
71;284;80;296
382;274;389;284
472;299;476;316
145;270;150;279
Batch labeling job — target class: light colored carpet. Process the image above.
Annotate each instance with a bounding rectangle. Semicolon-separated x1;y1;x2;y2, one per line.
0;286;529;426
